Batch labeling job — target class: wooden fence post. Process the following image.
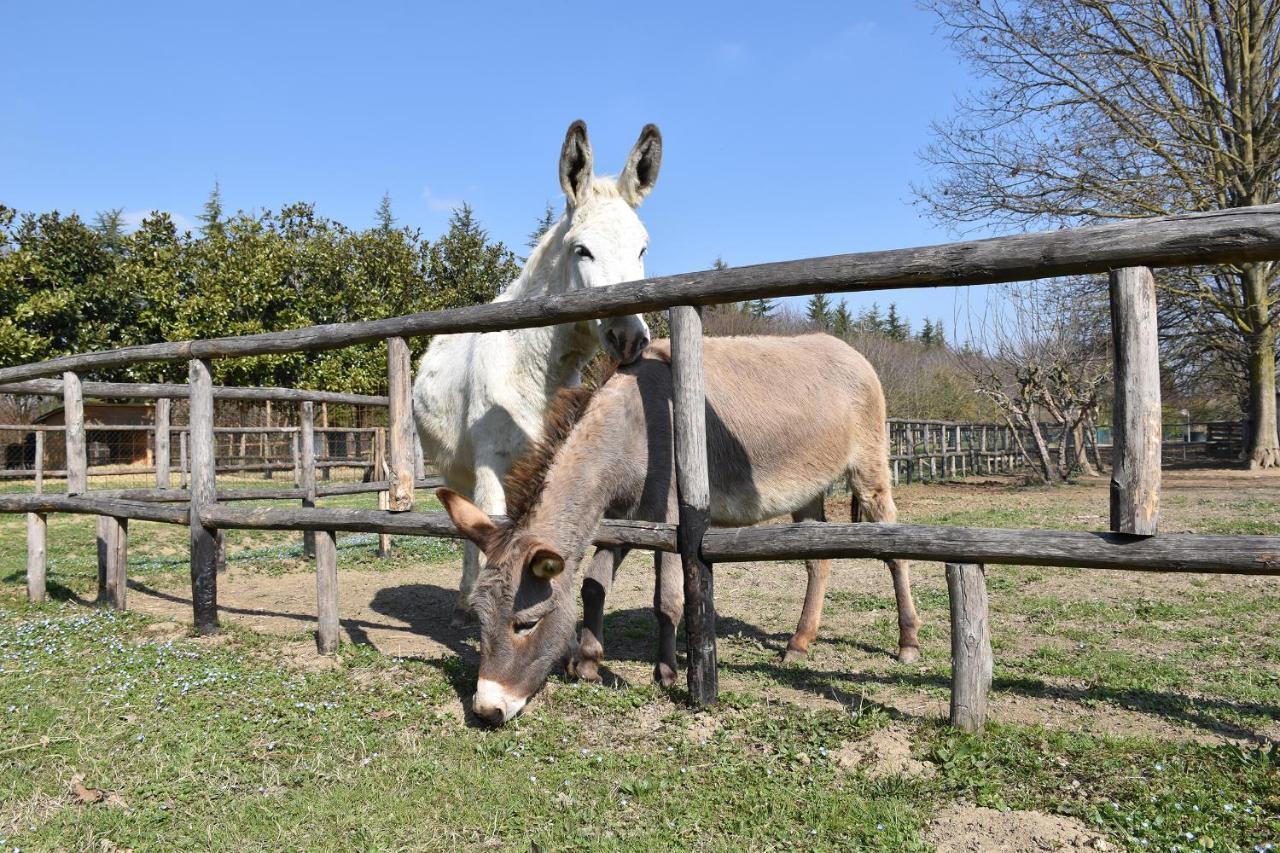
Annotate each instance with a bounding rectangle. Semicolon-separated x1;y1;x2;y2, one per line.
263;400;273;479
155;397;171;489
300;401;317;560
189;358;219;634
315;529;339;653
290;431;300;486
179;431;188;489
374;428;391;557
387;336;415;511
319;402;330;481
670;305;717;706
63;372;87;495
26;431;46;603
1109;266;1161;535
946;561;992;733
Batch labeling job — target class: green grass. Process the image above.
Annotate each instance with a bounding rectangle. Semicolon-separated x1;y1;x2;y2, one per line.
0;474;1277;849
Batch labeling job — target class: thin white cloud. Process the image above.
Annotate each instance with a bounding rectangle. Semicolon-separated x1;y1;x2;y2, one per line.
121;209;196;233
421;185;463;213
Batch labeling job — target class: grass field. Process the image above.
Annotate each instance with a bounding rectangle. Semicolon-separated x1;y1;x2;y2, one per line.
1;469;1278;850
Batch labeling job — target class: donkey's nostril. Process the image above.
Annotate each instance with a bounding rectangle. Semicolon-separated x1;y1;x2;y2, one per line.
605;329;623;355
473;701;505;726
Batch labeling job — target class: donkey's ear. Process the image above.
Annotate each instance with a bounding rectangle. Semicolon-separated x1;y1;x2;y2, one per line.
525;542;566;580
437;488;497;552
617;124;662;207
559;120;593;207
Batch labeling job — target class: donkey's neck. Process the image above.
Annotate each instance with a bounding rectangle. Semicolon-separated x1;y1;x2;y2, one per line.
523;405;633;568
499;215;597;399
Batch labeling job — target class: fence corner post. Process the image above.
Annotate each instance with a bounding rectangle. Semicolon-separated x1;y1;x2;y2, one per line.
946;561;992;733
1109;266;1161;535
670;304;717;707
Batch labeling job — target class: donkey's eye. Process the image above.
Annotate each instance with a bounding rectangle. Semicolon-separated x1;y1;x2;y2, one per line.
573;245;594;260
514;619;539;637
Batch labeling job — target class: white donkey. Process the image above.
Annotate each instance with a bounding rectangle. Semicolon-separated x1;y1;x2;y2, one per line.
414;120;662;625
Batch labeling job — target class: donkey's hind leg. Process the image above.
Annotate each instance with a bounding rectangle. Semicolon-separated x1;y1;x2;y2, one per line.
654;549;683;687
570;546;626;683
849;459;921;664
782;494;833;664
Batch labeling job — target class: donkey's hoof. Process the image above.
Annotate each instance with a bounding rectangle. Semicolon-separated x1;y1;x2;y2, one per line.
654;663;678;688
897;646;921;665
781;646;808;665
449;608;476;629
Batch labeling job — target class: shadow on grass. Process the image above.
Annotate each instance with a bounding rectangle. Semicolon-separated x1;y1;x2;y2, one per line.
117;578;1277;741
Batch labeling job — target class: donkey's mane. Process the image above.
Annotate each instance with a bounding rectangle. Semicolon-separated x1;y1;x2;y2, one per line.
501;358;623;526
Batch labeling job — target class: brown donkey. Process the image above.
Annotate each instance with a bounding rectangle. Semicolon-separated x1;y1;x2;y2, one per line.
438;334;921;724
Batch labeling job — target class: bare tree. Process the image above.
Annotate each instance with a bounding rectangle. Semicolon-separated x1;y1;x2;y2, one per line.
918;0;1280;468
958;281;1111;481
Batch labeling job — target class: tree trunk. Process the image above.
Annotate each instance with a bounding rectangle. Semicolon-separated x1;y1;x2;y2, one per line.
1024;413;1060;483
1244;265;1278;469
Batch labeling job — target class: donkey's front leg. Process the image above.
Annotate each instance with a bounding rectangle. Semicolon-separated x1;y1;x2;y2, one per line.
654;549;684;687
571;546;625;683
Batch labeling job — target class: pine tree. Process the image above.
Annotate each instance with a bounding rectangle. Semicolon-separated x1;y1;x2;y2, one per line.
375;193;396;231
93;208;127;250
527;203;557;249
748;297;775;319
918;317;935;347
712;256;728;270
806;293;832;329
932;319;947;348
198;182;224;237
885;303;909;341
859;303;883;334
832;299;853;337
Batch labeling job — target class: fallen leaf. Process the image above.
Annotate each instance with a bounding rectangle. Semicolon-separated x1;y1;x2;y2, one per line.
370;710;397;720
71;776;105;804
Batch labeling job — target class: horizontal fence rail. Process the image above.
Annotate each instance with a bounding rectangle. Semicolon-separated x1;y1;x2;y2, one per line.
0;379;388;406
2;205;1279;383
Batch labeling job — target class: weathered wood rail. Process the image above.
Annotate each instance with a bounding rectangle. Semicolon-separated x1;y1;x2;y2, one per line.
4;202;1280;732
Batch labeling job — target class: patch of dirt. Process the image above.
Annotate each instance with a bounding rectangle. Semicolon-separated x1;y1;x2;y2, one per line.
834;726;935;780
686;711;721;744
924;805;1109;852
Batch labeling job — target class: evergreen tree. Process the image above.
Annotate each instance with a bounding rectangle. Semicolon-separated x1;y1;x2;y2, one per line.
806;292;832;329
859;302;884;334
429;203;521;308
832;299;853;337
918;317;935;347
198;182;224;237
93;208;127;251
527;203;557;249
712;256;728;270
375;192;396;231
933;319;947;348
748;297;774;319
885;303;909;341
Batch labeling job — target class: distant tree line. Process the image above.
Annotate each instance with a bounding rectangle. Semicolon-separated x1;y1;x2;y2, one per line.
0;187;522;392
701;259;985;420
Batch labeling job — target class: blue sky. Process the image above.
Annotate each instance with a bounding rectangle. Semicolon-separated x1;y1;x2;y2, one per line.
2;2;991;337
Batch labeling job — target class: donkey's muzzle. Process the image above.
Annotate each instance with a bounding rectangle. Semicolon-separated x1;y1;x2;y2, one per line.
605;328;650;365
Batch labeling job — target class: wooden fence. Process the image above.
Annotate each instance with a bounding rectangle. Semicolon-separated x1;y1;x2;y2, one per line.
3;204;1280;732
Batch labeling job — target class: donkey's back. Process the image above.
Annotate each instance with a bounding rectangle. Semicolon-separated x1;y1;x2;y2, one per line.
633;334;890;526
